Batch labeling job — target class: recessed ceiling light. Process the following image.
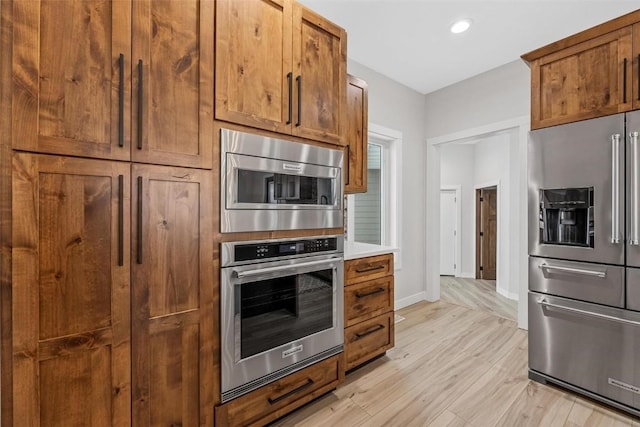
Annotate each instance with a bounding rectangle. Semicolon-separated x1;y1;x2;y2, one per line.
451;19;472;34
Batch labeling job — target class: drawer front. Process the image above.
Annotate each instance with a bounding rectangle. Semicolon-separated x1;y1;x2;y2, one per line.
529;292;640;410
345;253;393;285
345;312;394;371
215;355;340;427
529;257;625;308
345;276;393;326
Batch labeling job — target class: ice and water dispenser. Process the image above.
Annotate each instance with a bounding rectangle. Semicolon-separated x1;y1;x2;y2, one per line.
539;187;594;247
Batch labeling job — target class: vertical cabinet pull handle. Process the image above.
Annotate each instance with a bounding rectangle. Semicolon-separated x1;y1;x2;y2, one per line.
296;75;302;127
631;132;639;246
118;175;124;266
137;60;143;150
118;54;124;147
286;72;293;125
345;144;351;185
624;58;628;103
637;54;640;101
137;176;143;263
611;134;620;244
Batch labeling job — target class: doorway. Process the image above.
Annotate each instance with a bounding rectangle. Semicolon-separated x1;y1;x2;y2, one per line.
476;186;497;280
439;189;457;276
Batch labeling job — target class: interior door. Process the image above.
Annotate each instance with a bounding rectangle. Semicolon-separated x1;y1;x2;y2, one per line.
439;190;456;276
476;187;497;280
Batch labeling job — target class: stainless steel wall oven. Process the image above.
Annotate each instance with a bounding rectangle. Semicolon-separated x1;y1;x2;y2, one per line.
220;235;344;403
220;128;343;233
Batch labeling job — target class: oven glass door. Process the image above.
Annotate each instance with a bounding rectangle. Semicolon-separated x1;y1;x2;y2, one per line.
226;153;340;210
237;267;334;359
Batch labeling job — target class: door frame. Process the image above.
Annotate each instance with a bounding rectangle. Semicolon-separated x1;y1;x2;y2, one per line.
474;184;499;281
440;185;461;277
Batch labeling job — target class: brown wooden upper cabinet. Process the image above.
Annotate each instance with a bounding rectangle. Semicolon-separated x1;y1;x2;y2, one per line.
345;74;368;194
216;0;347;146
12;0;213;168
522;11;640;130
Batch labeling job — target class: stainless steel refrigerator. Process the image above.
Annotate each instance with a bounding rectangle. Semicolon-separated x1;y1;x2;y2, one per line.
528;112;640;417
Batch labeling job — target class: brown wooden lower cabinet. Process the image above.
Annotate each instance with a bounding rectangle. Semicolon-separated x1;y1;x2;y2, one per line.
215;355;343;427
344;253;395;371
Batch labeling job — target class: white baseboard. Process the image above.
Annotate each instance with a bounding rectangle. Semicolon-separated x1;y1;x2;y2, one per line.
497;286;519;301
395;291;427;310
456;272;475;279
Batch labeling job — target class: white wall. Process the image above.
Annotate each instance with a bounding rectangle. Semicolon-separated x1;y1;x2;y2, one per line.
440;144;475;276
425;60;530;329
348;59;428;309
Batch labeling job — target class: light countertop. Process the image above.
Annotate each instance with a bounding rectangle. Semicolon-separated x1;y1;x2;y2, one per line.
344;240;396;261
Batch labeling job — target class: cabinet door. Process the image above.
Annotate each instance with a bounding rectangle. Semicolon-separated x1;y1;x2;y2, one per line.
132;0;213;168
12;153;131;426
633;23;640;110
344;74;368;194
132;164;214;426
531;27;632;129
215;0;293;134
12;0;131;160
292;3;346;146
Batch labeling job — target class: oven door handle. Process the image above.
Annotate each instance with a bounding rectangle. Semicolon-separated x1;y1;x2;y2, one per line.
234;257;342;279
537;297;640;327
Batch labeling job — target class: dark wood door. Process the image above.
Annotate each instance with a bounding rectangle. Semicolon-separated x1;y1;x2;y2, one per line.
12;153;131;426
292;3;346;146
530;27;632;129
132;0;213;168
12;0;131;160
476;188;497;280
215;0;293;134
344;74;368;194
131;164;214;426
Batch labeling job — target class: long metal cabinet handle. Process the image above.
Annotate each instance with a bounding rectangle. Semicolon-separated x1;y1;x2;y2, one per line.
295;75;302;127
638;54;640;101
137;60;143;150
234;257;341;279
286;72;293;125
623;58;628;103
611;134;620;244
136;176;143;264
345;144;351;186
118;54;124;147
267;379;314;405
538;263;606;278
631;131;639;245
118;175;124;266
537;298;640;327
354;324;385;339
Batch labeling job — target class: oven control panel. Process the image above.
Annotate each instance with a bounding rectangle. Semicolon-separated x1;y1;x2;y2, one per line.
234;237;338;262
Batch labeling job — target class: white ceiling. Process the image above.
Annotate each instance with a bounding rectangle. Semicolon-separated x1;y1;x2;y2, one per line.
297;0;640;94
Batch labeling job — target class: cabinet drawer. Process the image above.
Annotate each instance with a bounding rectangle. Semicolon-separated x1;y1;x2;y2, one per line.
345;276;393;326
345;253;393;285
215;355;341;427
345;312;394;371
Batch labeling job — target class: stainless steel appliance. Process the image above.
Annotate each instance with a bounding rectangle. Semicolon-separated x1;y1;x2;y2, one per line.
220;235;344;403
220;128;343;233
528;113;640;416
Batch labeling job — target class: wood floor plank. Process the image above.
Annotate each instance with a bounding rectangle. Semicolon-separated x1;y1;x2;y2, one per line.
441;276;517;321
427;410;470;427
565;397;636;427
495;381;575;426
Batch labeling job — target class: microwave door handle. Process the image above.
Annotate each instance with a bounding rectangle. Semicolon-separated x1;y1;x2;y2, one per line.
611;133;621;244
631;131;639;246
234;257;342;279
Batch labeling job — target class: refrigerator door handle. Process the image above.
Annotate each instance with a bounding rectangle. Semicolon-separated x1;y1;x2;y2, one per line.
537;297;640;327
631;131;639;245
611;134;621;244
538;262;606;278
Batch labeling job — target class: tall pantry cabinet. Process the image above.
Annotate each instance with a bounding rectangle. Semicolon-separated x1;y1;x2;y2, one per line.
4;0;215;426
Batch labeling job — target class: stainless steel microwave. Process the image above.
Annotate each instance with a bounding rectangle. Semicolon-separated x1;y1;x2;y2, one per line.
220;128;343;233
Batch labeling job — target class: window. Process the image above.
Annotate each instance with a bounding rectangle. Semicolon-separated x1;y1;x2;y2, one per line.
347;124;402;268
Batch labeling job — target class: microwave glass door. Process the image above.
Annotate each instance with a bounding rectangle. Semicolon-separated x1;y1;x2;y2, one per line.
227;153;339;210
236;268;335;360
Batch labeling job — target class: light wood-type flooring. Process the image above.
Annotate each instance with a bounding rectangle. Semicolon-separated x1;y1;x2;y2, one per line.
273;299;639;426
440;276;518;322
